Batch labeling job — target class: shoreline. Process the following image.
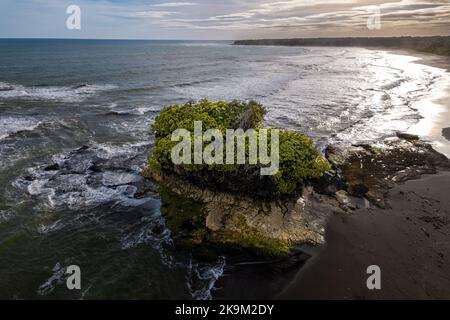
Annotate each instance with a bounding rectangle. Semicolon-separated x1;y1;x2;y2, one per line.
273;48;450;300
233;42;450;157
278;171;450;299
382;48;450;158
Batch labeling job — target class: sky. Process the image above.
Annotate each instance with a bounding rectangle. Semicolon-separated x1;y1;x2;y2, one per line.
0;0;449;40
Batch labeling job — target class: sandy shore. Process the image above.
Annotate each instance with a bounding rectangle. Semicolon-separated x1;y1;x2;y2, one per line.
276;50;450;300
278;172;450;299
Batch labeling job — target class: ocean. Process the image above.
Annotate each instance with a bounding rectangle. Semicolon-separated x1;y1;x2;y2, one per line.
0;39;449;299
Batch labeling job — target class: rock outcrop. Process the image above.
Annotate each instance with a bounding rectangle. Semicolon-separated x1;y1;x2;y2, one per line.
326;137;450;208
145;170;343;257
144;128;450;257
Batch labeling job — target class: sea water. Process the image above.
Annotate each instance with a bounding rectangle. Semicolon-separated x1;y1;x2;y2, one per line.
0;39;449;299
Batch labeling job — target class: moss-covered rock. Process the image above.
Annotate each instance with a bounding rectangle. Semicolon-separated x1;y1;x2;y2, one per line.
148;99;330;198
144;99;334;257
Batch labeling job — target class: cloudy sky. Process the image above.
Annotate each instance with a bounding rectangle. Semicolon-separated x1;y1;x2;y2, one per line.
0;0;449;39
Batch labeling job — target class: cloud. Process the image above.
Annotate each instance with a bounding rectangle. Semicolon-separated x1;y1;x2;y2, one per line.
152;2;197;7
249;0;357;15
0;0;449;39
212;12;256;21
135;10;178;18
156;0;450;37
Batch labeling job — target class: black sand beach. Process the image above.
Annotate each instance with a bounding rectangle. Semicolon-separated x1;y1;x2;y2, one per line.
278;172;450;299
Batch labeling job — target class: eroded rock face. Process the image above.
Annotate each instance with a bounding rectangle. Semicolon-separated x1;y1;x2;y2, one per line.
146;171;342;256
326;139;450;208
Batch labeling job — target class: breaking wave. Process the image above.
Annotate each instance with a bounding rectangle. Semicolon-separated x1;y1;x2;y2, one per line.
14;142;152;211
0;82;117;102
0;117;42;140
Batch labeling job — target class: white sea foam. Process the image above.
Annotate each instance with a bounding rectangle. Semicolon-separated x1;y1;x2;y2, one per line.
187;256;226;300
0;210;13;224
37;262;67;296
334;51;450;145
174;63;295;101
17;141;151;211
0;117;42;140
102;171;143;187
94;141;150;160
26;173;144;210
37;219;65;234
0;82;117;102
106;105;157;115
252;48;450;149
120;214;171;250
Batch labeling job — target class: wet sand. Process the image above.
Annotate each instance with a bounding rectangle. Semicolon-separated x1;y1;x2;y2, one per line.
278;172;450;300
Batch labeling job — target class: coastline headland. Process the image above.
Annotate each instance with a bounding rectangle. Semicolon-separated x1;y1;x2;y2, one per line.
233;36;450;56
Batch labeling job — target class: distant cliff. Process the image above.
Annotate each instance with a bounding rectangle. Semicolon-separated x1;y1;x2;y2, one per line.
233;36;450;56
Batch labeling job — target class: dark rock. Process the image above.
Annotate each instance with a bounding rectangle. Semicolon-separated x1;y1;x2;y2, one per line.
348;183;369;197
334;190;370;210
76;145;90;152
326;139;450;208
72;84;88;89
311;171;345;195
442;127;450;141
44;163;60;171
176;167;282;199
396;132;420;141
88;162;102;173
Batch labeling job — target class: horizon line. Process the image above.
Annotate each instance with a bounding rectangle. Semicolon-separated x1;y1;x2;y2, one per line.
1;35;449;42
0;37;231;41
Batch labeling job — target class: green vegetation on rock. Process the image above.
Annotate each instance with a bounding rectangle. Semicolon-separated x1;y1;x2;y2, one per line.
152;99;266;137
148;99;330;197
